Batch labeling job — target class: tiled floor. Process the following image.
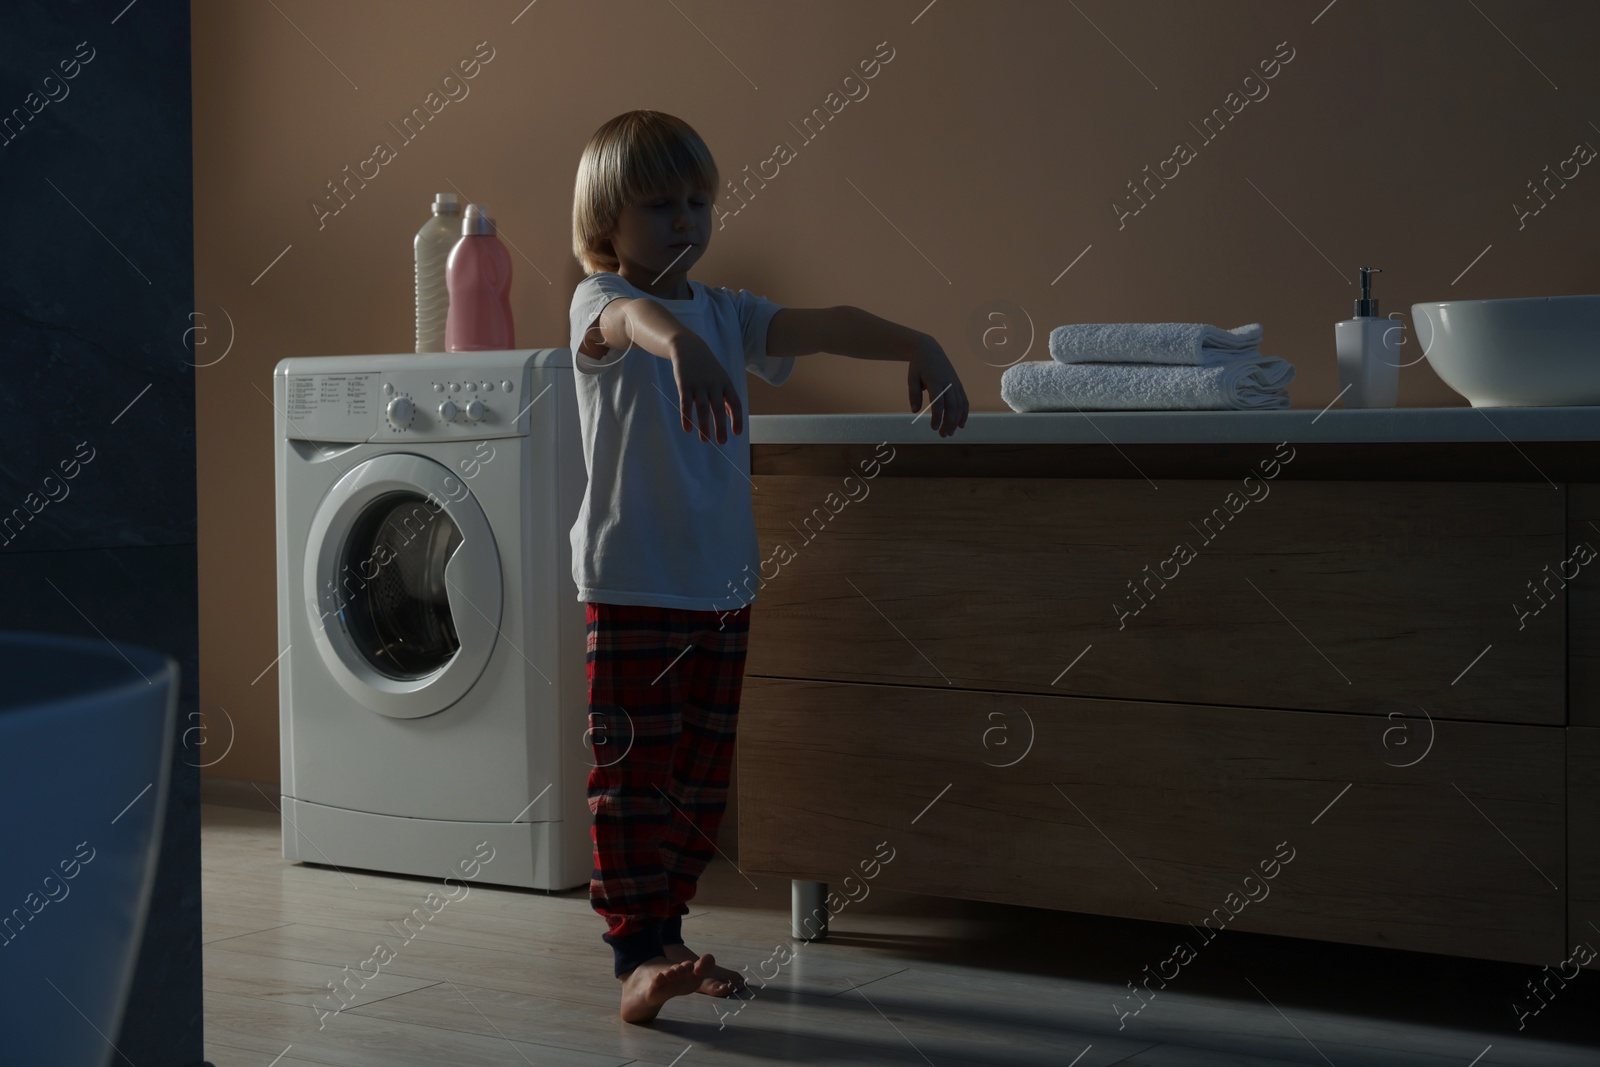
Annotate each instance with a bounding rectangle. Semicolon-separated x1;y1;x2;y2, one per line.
202;803;1599;1066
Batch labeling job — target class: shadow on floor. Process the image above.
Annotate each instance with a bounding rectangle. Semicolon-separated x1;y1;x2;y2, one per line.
810;889;1600;1051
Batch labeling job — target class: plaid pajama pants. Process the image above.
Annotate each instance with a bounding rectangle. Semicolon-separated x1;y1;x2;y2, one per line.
583;600;751;978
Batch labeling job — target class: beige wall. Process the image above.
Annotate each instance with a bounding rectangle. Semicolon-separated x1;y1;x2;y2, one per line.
194;0;1599;784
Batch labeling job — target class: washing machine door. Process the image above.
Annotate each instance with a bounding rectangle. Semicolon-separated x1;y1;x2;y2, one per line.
303;452;502;718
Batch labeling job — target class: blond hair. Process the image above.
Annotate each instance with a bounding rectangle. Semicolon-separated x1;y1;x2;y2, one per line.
571;110;720;276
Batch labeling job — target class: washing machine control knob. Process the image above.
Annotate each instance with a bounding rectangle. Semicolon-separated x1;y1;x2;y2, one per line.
463;398;486;422
439;399;460;422
386;395;415;428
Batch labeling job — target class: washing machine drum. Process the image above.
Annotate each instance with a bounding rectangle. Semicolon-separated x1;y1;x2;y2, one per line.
343;494;462;677
304;453;503;718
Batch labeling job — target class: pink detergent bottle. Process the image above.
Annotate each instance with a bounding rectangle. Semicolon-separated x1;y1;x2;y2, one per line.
445;203;514;351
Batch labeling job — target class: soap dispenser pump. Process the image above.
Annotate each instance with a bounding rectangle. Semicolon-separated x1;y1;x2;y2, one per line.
1335;266;1400;408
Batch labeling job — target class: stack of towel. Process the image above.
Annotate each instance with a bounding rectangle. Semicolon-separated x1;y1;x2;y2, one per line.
1000;322;1295;412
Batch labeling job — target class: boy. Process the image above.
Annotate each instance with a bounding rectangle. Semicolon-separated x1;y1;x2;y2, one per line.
568;109;967;1024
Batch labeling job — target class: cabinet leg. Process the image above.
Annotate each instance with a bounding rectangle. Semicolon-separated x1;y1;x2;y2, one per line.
792;879;828;941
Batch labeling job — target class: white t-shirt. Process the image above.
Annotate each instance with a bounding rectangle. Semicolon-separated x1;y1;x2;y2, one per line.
566;270;795;611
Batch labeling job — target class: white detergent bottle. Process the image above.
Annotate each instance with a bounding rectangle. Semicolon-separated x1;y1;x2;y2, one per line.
414;193;461;353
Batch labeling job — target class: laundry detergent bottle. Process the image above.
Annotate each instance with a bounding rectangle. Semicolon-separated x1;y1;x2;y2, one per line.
445;203;514;352
414;192;460;353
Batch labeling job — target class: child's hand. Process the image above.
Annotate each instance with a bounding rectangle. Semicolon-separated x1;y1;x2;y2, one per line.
668;336;745;444
907;338;969;437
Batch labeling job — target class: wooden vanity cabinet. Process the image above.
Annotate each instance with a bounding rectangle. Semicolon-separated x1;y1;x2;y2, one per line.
736;443;1597;968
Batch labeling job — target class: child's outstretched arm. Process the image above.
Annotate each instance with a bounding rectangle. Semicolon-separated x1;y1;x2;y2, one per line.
767;306;969;437
583;295;743;444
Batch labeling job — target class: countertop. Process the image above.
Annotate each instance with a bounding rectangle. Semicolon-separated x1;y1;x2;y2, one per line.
748;406;1600;445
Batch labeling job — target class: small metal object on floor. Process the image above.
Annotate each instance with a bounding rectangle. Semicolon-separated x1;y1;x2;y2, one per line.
792;879;828;940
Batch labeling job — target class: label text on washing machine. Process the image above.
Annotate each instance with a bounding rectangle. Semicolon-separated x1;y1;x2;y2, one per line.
285;373;378;439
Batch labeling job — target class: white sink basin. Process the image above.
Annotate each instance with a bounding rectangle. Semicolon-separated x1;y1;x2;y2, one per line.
1411;294;1600;407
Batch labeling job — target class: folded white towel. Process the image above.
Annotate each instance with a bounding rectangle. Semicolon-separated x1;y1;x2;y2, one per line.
1000;357;1295;412
1049;322;1264;367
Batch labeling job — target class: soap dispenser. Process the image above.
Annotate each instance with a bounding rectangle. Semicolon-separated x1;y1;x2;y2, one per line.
1335;266;1400;408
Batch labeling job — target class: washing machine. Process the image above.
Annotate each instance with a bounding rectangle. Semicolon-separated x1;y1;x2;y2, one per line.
272;349;591;891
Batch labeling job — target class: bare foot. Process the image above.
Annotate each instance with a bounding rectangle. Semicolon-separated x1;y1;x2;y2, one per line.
663;943;747;996
617;954;715;1023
